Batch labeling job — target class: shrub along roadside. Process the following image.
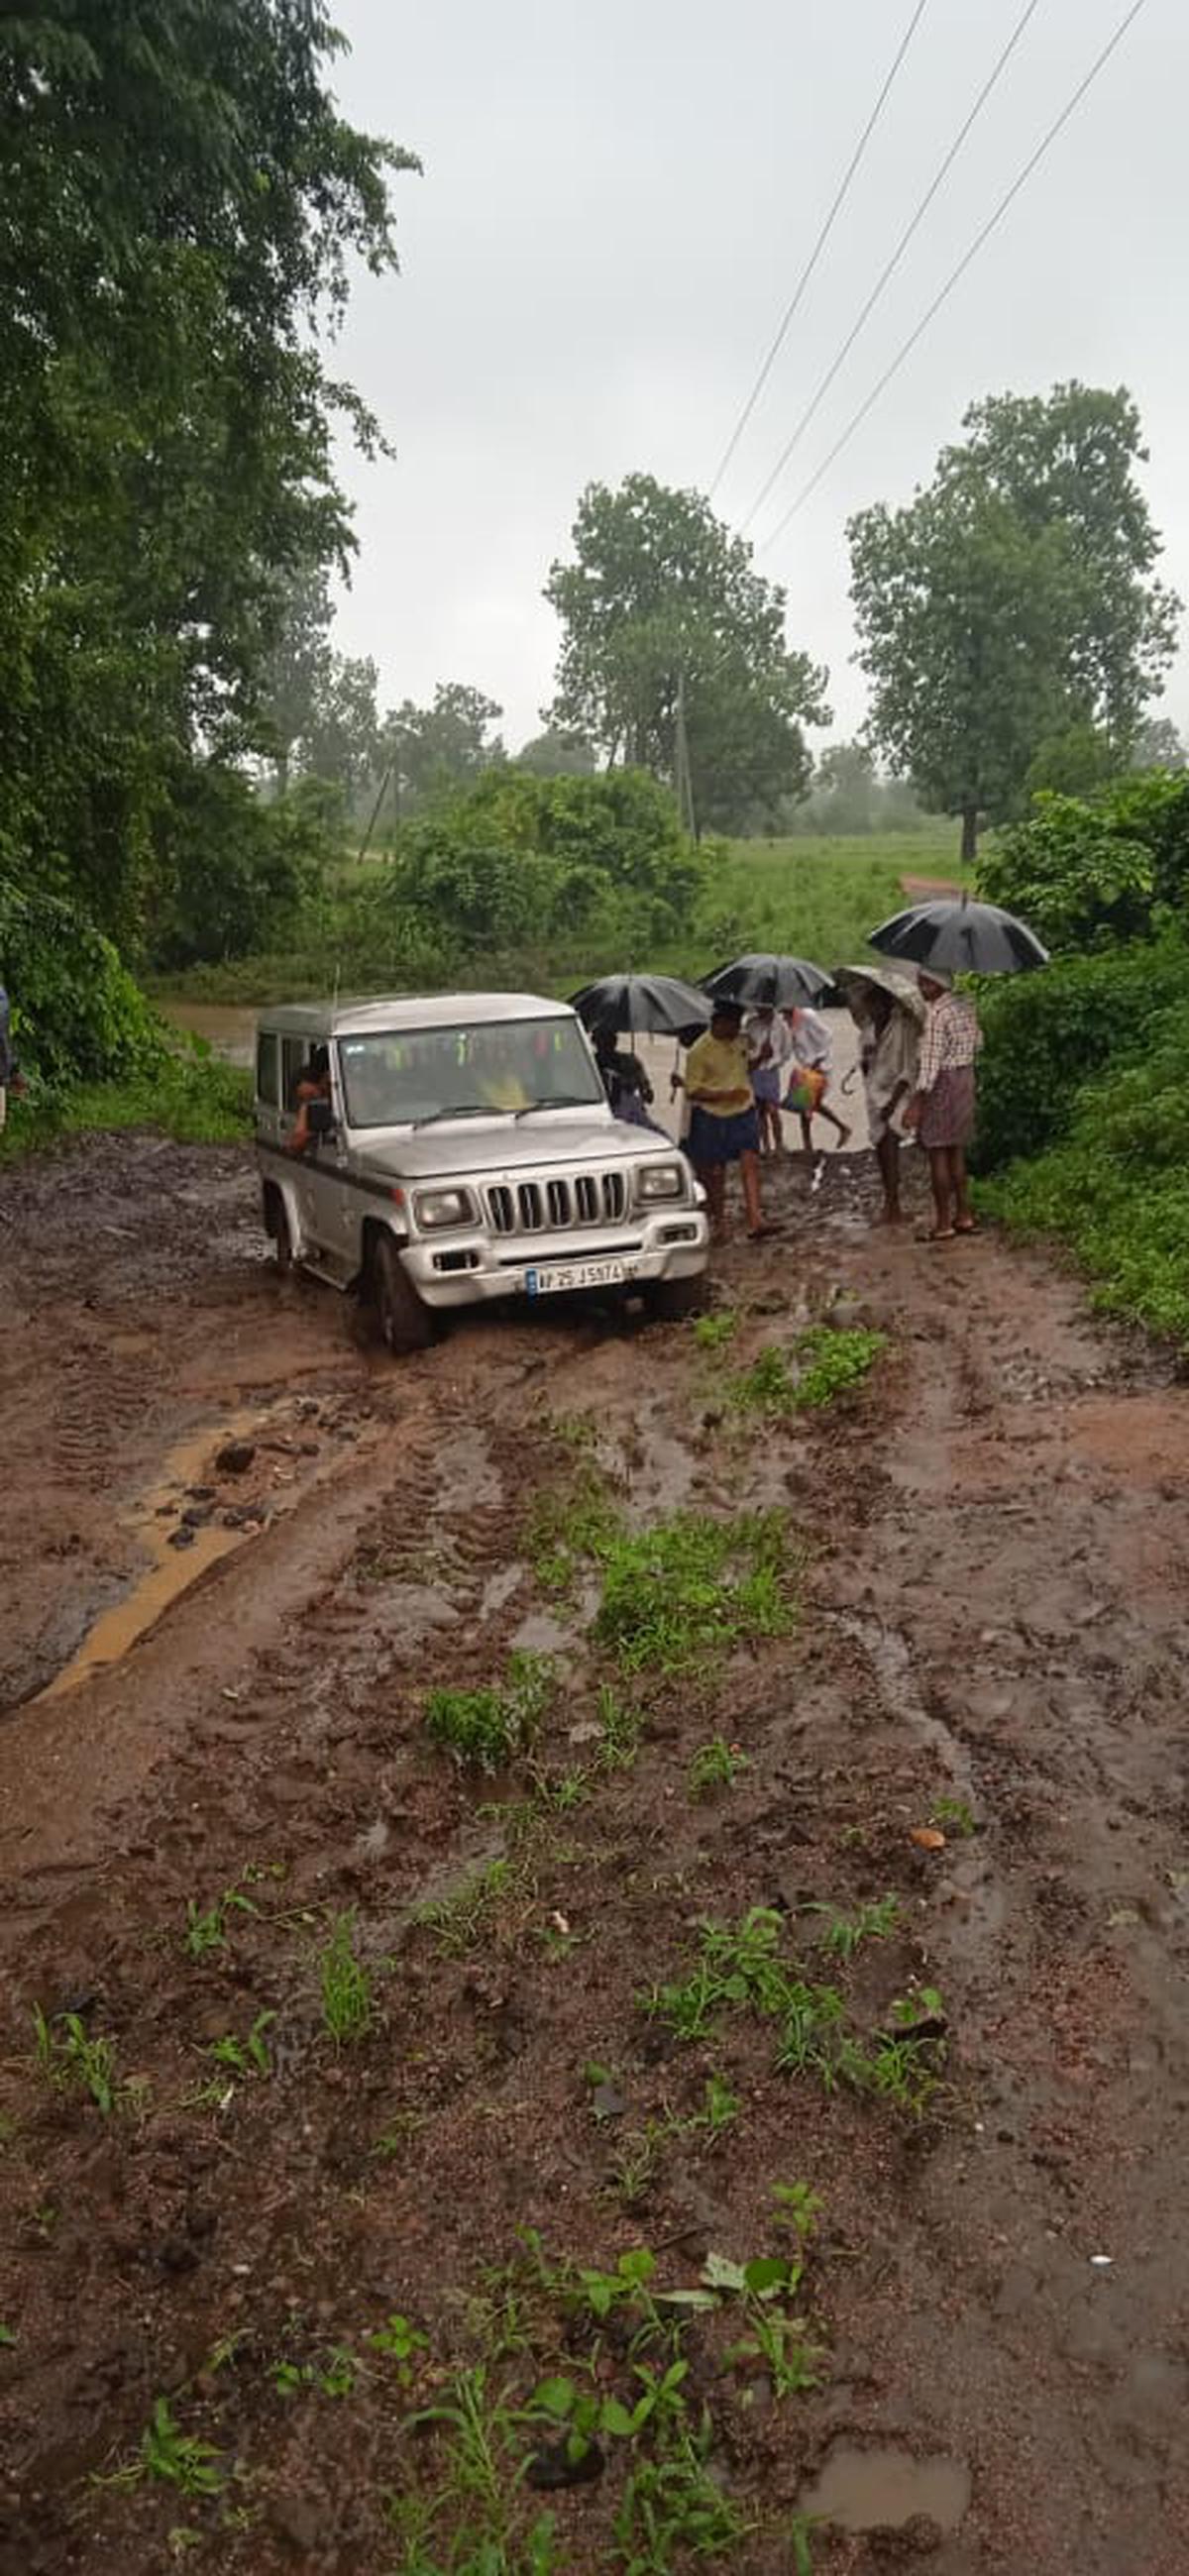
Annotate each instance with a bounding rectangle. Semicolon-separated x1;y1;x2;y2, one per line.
0;875;165;1100
971;933;1189;1172
0;1055;252;1162
975;940;1189;1347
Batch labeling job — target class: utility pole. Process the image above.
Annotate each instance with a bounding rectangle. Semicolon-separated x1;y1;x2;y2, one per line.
674;667;698;841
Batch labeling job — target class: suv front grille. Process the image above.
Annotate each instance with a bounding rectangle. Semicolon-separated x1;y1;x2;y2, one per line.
486;1171;628;1235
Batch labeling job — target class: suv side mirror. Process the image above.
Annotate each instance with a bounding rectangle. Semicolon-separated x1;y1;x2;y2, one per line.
307;1098;336;1141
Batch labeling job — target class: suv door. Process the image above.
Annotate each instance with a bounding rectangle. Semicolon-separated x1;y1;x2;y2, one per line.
278;1033;345;1269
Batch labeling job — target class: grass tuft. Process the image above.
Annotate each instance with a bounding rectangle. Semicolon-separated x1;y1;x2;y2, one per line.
425;1652;554;1770
594;1511;795;1673
320;1912;374;2044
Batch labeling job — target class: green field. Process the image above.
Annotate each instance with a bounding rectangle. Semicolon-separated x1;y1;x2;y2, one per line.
158;825;965;1006
659;825;961;978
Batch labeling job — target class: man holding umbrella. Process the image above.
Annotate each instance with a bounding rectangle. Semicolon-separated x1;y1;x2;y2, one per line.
904;970;983;1241
866;890;1045;1238
684;998;780;1244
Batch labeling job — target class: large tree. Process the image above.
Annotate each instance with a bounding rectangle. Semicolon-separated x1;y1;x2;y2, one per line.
0;2;416;947
383;683;505;815
544;475;828;835
848;384;1180;860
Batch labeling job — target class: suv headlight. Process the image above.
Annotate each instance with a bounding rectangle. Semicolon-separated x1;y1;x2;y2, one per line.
636;1161;687;1203
414;1187;476;1230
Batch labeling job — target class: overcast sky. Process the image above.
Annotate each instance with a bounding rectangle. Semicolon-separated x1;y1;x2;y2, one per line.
325;0;1187;756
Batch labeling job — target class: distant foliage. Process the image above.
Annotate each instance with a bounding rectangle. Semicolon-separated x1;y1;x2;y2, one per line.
787;741;927;837
370;767;707;971
546;473;829;835
850;382;1180;855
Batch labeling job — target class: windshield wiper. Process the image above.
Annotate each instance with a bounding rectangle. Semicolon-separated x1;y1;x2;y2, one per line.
514;1095;598;1119
410;1104;496;1129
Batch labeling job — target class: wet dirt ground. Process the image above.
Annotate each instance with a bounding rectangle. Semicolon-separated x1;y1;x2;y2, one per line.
2;1131;1189;2575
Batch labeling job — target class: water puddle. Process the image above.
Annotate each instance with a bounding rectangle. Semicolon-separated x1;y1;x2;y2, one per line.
512;1607;577;1656
480;1563;525;1621
799;2441;970;2533
37;1411;269;1702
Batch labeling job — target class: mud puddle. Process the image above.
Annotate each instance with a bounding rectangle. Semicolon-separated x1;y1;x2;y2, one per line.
35;1412;267;1701
800;2441;971;2534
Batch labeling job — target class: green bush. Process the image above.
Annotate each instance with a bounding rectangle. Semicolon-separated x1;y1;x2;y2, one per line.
972;935;1189;1171
0;875;166;1099
369;768;707;972
982;992;1189;1345
979;770;1189;953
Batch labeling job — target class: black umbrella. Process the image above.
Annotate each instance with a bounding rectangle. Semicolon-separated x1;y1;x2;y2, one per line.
702;952;835;1009
867;897;1048;976
569;972;711;1040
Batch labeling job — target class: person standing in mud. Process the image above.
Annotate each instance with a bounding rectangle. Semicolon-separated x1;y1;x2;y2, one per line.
783;1004;851;1155
684;998;781;1244
743;1005;791;1156
904;970;982;1241
855;987;919;1226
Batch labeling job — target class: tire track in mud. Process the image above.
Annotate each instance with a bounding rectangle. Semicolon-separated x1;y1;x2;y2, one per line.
9;1146;1189;2573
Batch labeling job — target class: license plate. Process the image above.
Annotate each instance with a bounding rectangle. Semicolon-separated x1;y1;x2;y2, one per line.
525;1258;631;1296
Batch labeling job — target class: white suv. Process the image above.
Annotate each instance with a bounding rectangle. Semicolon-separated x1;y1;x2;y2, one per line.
255;992;709;1351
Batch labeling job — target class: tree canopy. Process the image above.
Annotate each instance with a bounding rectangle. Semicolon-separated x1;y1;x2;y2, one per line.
848;383;1180;858
544;474;829;835
384;685;506;814
0;1;415;947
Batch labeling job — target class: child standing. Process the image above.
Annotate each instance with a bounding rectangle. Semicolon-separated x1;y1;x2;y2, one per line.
783;1005;851;1154
743;1005;791;1156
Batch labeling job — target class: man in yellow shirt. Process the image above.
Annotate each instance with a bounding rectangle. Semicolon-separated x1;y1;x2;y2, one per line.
684;1000;779;1243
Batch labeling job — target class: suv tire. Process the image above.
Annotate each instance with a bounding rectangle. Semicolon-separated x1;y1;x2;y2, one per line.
264;1183;297;1279
646;1272;706;1323
370;1232;436;1355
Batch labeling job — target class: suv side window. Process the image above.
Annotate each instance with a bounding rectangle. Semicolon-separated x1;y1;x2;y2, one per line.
282;1035;314;1110
256;1031;280;1109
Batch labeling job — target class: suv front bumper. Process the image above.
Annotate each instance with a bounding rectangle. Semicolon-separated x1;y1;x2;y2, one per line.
401;1207;709;1309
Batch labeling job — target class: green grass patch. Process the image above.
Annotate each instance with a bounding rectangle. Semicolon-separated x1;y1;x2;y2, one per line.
644;1907;945;2118
95;2397;223;2498
693;1309;737;1351
425;1652;555;1770
33;2007;119;2113
528;1464;621;1595
689;1737;749;1797
415;1858;520;1957
728;1328;887;1418
151;827;961;1011
318;1912;374;2044
0;1053;251;1160
594;1510;796;1673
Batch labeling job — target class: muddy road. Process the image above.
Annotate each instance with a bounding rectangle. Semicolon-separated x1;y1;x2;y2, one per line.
2;1133;1188;2575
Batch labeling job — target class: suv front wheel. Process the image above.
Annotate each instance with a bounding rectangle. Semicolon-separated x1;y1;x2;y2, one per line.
369;1231;436;1356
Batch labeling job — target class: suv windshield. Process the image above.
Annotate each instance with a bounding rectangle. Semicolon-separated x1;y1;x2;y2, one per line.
336;1017;605;1129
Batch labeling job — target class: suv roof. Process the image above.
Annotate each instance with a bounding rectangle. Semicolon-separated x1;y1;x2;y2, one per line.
260;993;577;1039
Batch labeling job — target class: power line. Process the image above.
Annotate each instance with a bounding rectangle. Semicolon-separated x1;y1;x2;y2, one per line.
707;0;929;500
760;0;1149;547
741;0;1045;533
